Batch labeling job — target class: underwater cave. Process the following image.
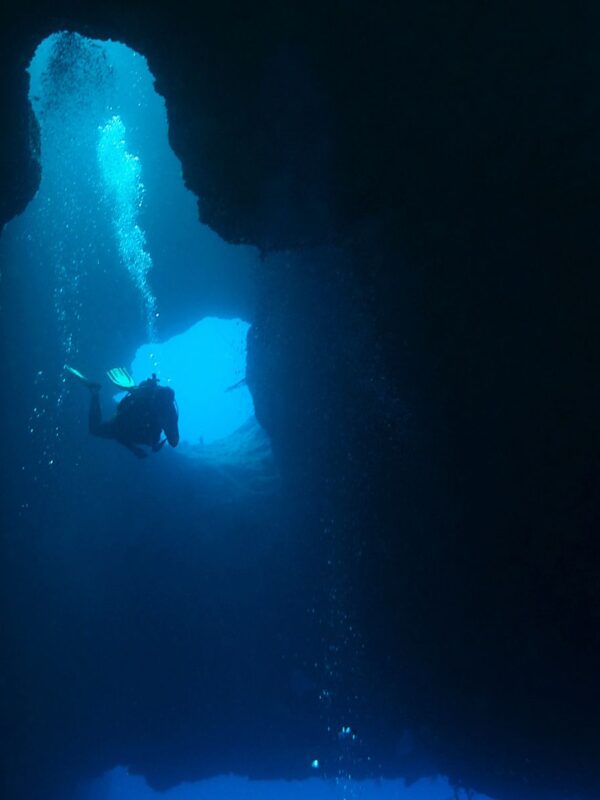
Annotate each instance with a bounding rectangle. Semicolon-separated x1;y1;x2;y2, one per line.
2;29;460;800
1;27;492;800
2;6;600;800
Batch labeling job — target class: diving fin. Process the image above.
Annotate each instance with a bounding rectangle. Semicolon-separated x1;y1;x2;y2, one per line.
65;365;101;391
106;367;136;391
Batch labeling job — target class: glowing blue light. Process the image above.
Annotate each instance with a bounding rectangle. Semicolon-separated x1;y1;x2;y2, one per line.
128;317;254;446
79;767;496;800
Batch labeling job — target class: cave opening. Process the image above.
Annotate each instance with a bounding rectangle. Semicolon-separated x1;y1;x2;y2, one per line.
19;30;264;460
128;316;254;448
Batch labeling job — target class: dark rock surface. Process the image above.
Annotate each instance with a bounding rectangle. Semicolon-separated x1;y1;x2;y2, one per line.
1;2;600;800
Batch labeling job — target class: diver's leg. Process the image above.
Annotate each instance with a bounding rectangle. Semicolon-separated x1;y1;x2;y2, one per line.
88;391;116;439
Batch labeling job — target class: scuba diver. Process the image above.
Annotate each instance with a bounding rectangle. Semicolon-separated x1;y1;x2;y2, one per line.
66;366;180;459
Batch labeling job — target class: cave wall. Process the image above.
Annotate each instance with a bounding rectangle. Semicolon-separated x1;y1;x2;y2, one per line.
2;2;600;800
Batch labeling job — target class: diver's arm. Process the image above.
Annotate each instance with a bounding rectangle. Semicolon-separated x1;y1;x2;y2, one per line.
165;430;179;447
161;413;179;447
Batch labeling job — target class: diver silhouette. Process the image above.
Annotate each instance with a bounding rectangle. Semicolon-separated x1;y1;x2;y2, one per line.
66;366;180;458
